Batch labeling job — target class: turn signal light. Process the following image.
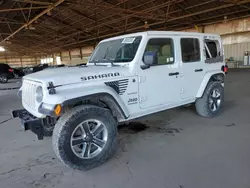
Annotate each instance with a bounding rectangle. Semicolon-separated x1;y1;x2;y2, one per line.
54;104;62;116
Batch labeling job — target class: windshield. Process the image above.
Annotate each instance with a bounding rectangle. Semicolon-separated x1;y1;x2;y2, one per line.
89;36;142;63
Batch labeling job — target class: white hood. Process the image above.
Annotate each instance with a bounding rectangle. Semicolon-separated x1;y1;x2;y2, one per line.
24;65;132;86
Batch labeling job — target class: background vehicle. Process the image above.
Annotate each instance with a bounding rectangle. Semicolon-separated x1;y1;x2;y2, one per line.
47;64;66;69
32;63;49;73
0;63;14;83
75;63;86;66
13;31;228;170
56;64;65;68
13;68;25;78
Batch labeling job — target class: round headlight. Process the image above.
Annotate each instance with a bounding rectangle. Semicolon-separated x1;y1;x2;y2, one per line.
36;86;43;103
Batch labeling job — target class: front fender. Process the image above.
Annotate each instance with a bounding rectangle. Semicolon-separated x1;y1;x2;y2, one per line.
42;85;129;118
196;70;225;98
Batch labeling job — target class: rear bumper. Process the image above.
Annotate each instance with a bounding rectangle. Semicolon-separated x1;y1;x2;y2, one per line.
12;109;45;140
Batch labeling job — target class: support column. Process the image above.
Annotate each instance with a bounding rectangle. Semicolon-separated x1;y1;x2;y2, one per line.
20;56;23;67
60;52;62;61
80;48;83;59
4;52;7;64
201;26;205;33
53;54;55;65
69;50;71;60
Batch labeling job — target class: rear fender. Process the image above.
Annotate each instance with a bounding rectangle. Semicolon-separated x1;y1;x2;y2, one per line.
196;71;225;98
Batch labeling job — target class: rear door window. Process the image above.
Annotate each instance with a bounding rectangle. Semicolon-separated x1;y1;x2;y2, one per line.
181;38;200;63
204;39;223;63
205;41;218;58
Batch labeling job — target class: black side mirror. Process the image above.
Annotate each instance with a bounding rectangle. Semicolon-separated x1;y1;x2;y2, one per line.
141;51;157;70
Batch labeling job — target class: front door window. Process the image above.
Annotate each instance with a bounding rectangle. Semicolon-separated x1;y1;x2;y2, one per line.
144;38;175;65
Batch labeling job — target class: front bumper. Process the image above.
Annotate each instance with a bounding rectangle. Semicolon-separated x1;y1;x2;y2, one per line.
12;109;45;140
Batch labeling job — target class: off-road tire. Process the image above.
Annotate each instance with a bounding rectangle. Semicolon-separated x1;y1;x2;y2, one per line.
0;74;8;83
52;105;117;170
195;81;224;118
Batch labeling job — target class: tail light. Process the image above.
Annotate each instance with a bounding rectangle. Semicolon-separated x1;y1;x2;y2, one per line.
8;69;13;73
222;65;228;74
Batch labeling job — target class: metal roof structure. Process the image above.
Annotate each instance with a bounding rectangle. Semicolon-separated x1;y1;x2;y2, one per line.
0;0;250;55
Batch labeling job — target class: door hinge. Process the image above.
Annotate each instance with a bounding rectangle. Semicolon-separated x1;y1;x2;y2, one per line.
139;96;147;103
180;88;184;94
138;76;146;83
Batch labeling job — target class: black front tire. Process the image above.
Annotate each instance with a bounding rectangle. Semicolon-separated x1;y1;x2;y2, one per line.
52;105;117;170
195;81;224;118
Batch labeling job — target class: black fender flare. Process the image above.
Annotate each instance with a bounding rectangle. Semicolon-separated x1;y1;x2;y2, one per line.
62;93;129;122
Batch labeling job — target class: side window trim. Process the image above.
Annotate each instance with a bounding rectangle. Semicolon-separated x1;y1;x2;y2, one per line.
142;37;175;66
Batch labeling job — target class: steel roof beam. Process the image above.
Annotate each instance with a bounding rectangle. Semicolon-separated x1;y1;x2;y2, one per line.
0;6;49;13
0;0;65;44
50;0;250;50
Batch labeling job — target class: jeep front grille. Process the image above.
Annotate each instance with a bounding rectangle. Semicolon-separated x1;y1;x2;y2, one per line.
22;80;38;109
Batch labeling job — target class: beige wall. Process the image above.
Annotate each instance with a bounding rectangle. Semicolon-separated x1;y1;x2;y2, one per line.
0;55;39;67
183;18;250;60
205;18;250;45
0;46;94;67
60;46;94;65
209;18;250;60
183;18;250;44
224;43;250;61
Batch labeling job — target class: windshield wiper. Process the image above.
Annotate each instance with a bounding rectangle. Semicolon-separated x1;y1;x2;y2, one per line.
90;58;115;66
101;44;114;66
101;58;114;66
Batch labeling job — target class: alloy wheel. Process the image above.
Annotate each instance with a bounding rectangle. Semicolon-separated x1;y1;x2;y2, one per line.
209;88;221;112
70;119;108;159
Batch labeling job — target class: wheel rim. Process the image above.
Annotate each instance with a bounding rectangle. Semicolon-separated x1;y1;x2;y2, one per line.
0;76;7;82
209;88;221;112
70;119;108;159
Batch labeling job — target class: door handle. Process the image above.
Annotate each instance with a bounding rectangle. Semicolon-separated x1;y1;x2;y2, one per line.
169;72;179;76
195;69;203;72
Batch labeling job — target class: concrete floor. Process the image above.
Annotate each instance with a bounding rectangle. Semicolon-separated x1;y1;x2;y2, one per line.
0;79;22;89
0;70;250;188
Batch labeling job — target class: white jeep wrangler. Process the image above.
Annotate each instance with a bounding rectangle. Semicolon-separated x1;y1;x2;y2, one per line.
13;31;228;170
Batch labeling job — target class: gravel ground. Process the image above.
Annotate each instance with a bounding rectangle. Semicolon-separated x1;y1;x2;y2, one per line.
0;70;250;188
